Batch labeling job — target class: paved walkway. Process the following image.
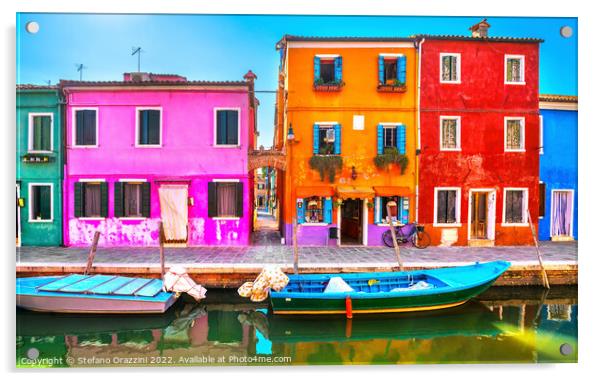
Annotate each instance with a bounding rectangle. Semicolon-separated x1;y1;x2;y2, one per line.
16;241;577;268
251;213;281;246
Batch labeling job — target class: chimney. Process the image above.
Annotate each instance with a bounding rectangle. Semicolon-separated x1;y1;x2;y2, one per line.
244;70;257;84
469;18;491;38
123;73;187;82
123;72;151;82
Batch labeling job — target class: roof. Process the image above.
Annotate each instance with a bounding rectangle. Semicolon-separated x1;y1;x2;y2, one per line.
413;34;543;43
539;94;578;103
276;34;415;48
16;84;58;90
59;79;249;88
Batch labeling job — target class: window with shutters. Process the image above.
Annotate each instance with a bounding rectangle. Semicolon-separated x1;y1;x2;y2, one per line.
320;59;335;83
29;183;53;222
440;53;461;83
503;188;528;225
440;116;461;151
114;181;151;218
314;55;342;87
28;113;53;152
124;183;143;217
383;126;398;149
505;55;525;84
208;181;243;219
434;188;461;226
73;108;98;147
215;108;240;146
318;125;336;155
136;108;161;146
380;196;400;223
505;117;525;151
384;59;398;84
304;196;325;223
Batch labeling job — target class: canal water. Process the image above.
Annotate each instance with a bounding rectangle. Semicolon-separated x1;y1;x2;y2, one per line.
16;286;577;367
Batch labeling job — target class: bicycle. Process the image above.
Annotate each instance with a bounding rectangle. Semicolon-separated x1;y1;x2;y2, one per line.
382;222;431;249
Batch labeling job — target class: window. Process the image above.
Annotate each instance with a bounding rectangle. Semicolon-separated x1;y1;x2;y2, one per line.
376;196;410;224
384;59;398;84
504;188;528;225
378;55;407;86
383;126;398;149
137;109;161;146
505;55;525;84
28;114;52;152
434;188;460;225
215;109;239;146
441;53;460;83
317;125;335;155
314;55;342;85
114;181;151;218
74;181;108;218
29;184;52;222
440;117;461;150
74;109;97;147
208;181;243;218
539;182;546;218
257;183;265;190
305;196;324;223
505;117;525;151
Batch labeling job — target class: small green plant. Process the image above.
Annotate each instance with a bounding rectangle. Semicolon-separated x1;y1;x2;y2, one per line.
314;77;325;85
374;147;409;175
309;155;343;183
391;79;405;87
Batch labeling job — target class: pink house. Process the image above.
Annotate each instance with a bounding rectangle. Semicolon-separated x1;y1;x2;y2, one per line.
61;72;258;246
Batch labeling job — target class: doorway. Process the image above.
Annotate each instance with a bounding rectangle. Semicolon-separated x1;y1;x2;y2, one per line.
550;190;574;239
340;199;364;245
16;184;21;247
158;184;189;245
469;189;496;241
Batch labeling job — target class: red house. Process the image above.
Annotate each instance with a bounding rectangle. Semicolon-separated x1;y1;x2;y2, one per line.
417;20;542;246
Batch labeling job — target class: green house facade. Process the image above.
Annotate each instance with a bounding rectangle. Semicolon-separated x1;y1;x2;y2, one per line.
16;85;63;246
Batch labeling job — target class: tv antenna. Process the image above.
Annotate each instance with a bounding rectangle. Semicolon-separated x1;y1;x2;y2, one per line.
75;64;87;80
131;46;143;72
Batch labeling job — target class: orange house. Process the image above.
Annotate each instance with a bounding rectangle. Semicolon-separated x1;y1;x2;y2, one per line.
274;36;418;246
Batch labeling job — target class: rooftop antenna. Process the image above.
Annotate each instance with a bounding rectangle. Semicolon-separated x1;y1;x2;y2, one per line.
75;64;87;80
131;46;143;72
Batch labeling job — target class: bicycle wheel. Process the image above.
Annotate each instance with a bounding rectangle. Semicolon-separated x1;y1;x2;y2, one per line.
382;230;394;248
411;230;431;249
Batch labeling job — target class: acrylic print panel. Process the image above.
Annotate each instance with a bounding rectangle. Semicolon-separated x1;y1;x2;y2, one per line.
16;12;577;368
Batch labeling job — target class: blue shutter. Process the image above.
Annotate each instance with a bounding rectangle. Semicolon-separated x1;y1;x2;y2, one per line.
400;197;410;224
324;197;333;224
377;124;384;154
334;56;343;82
374;197;381;224
334;124;341;154
378;55;385;84
313;124;319;154
314;56;321;83
396;124;406;154
397;55;407;84
297;199;306;224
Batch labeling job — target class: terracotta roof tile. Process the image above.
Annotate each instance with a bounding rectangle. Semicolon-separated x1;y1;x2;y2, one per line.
539;94;578;103
413;34;544;43
16;84;58;90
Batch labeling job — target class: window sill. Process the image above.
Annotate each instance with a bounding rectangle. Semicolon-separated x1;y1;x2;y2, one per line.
78;217;106;221
135;144;162;148
213;144;241;148
72;145;99;149
313;84;343;92
505;81;526;85
27;150;54;154
376;85;407;93
212;217;241;221
501;223;529;227
440;148;462;152
433;223;461;228
28;219;53;223
300;223;329;226
504;149;526;153
440;80;461;84
118;217;148;221
376;223;404;227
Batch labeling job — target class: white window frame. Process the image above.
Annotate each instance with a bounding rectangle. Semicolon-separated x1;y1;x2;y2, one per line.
539;115;544;155
440;53;461;84
71;107;99;148
504;117;526;152
77;178;106;220
28;182;54;223
117;179;148;220
504;54;526;85
433;187;462;227
135;107;163;148
382;124;399;149
439;116;461;151
27;112;54;153
213;107;241;148
212;178;241;220
502;187;529;226
549;189;575;238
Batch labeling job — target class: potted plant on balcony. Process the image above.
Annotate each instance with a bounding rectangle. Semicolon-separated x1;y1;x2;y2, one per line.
374;147;409;175
309;155;343;183
377;79;407;93
314;78;345;92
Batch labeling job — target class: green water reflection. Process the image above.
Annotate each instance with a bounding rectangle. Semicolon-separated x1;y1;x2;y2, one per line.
16;286;577;367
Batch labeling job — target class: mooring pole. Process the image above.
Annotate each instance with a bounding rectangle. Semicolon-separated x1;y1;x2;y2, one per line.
527;211;550;289
84;231;101;275
386;201;403;270
158;222;166;281
293;220;299;275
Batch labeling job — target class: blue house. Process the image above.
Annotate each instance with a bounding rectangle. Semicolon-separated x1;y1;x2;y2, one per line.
538;95;578;241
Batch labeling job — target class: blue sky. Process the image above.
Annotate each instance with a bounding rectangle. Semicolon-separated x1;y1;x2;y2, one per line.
16;14;577;147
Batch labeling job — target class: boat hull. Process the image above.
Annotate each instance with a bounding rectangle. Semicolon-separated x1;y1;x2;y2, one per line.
270;261;510;315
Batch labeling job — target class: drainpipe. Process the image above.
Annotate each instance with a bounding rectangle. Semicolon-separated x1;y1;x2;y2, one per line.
60;86;68;247
415;37;425;223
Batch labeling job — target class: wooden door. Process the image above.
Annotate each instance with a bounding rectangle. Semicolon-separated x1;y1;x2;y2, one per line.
471;192;488;239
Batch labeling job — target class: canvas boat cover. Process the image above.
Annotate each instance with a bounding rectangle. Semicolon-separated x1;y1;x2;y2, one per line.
37;274;164;297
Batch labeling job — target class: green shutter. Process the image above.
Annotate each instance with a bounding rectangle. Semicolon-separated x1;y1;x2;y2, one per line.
33;117;42;150
208;182;217;217
74;182;84;217
114;182;124;218
141;182;151;218
235;182;244;217
100;182;108;218
41;116;51;151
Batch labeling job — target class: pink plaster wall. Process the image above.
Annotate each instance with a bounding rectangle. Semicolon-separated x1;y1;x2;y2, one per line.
64;88;252;246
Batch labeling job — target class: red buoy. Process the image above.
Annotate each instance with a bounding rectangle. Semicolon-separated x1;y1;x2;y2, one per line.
345;296;353;319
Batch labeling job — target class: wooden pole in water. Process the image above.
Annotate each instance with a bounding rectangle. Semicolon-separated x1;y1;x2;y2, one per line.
84;231;100;275
293;220;299;275
386;201;403;270
158;222;166;281
527;211;550;289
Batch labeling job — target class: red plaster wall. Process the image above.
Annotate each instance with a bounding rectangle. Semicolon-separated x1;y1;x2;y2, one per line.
418;39;540;246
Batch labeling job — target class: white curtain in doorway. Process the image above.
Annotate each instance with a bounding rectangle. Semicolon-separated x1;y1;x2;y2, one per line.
551;191;573;237
159;185;189;241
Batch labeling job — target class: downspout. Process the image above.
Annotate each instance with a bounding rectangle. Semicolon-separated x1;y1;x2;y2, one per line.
60;87;69;247
415;38;425;223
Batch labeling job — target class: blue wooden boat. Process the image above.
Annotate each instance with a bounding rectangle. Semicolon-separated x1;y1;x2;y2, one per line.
270;261;510;315
16;274;178;314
